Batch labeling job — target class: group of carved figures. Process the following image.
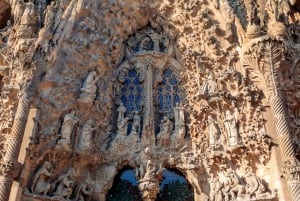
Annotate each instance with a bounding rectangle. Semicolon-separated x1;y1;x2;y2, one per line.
114;101;186;146
56;111;95;153
207;109;240;151
209;167;276;201
30;161;93;200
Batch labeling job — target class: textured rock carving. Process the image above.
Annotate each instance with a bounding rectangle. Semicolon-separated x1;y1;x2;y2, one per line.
0;0;298;200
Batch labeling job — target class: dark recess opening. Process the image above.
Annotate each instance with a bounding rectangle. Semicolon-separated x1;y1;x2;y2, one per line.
0;3;11;29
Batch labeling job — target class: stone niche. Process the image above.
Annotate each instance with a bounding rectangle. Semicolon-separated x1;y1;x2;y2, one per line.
0;0;298;201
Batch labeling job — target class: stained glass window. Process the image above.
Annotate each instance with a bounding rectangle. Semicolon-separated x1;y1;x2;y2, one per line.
120;69;143;118
156;69;180;113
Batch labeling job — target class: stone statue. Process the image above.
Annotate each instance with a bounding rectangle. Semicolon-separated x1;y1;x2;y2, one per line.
77;119;96;152
209;177;223;201
117;116;129;136
117;102;126;123
140;37;152;51
174;102;185;128
201;72;218;95
79;71;100;105
136;147;152;179
44;2;56;31
244;167;263;199
138;160;162;201
57;111;79;149
228;169;245;199
207;115;220;150
148;30;161;51
130;111;141;135
74;178;94;201
156;116;173;146
224;110;239;147
20;1;35;26
31;161;53;196
52;170;74;199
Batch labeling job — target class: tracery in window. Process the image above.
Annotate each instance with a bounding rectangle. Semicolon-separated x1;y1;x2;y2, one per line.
119;69;144;119
157;69;181;114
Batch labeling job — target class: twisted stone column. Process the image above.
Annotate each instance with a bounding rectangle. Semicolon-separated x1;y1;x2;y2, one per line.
270;96;300;201
0;88;31;201
242;27;300;201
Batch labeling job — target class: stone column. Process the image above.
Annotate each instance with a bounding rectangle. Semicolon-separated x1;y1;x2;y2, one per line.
0;86;31;201
270;96;300;201
142;62;155;146
242;28;300;201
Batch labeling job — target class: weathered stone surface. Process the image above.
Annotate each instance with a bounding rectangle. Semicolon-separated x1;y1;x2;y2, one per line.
0;0;298;200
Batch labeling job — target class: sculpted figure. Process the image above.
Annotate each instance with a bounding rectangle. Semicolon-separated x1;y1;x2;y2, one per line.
57;111;79;149
156;116;173;146
44;2;56;31
207;115;220;150
210;177;223;201
117;116;129;136
130;111;141;135
74;178;94;201
117;102;126;123
148;30;161;51
224;110;239;147
140;37;152;51
31;161;52;196
138;160;162;201
78;119;95;152
201;72;218;95
244;167;264;199
228;170;245;199
174;102;185;128
79;71;99;105
136;147;152;179
52;170;74;199
20;1;35;26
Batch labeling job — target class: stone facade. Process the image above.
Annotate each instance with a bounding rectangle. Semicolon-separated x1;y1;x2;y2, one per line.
0;0;299;200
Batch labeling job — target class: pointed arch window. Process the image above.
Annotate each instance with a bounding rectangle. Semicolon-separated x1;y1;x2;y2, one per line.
157;69;181;113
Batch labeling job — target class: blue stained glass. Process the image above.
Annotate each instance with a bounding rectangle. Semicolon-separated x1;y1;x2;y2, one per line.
128;94;135;111
169;77;178;85
121;95;127;106
158;95;164;110
135;95;142;110
156;69;181;113
128;70;137;78
133;78;140;85
136;87;143;94
163;69;173;77
129;85;134;93
121;87;127;93
174;95;180;104
124;78;131;85
163;94;172;111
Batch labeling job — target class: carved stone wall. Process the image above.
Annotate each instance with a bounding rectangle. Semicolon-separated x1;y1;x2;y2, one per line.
0;0;299;201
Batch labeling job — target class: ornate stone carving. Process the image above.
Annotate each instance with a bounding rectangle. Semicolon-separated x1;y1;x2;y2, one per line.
138;160;162;201
31;161;53;196
56;111;79;150
78;71;100;106
77;119;95;153
0;0;299;200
